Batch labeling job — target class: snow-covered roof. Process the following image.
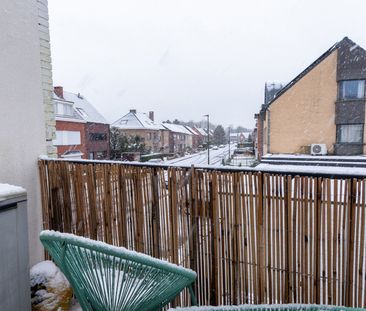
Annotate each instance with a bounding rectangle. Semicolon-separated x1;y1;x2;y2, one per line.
195;128;207;136
53;91;108;124
63;92;108;124
185;126;200;136
162;123;192;135
112;111;164;130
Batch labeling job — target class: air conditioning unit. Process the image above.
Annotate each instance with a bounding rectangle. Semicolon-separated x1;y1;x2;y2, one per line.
311;144;327;155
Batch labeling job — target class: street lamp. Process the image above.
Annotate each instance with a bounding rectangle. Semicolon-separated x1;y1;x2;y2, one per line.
204;114;210;164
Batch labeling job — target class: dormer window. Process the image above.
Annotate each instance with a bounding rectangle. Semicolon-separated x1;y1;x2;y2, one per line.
339;80;365;100
55;102;73;116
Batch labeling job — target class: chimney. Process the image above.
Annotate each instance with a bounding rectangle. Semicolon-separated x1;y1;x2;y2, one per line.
149;111;154;121
130;109;137;114
54;86;64;99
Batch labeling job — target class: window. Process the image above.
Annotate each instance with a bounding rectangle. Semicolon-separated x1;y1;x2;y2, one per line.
337;124;363;143
55;102;74;116
339;80;365;100
54;131;81;146
89;133;107;141
76;107;88;119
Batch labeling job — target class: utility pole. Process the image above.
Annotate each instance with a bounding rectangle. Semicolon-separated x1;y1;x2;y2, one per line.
204;114;210;164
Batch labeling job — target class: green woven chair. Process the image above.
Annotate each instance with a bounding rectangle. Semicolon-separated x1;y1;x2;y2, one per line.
40;230;197;311
169;304;364;311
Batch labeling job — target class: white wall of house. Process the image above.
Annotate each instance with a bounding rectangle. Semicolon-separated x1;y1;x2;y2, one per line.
0;0;52;266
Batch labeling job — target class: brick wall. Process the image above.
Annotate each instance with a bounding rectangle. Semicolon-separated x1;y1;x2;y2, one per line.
55;120;87;157
85;123;110;159
117;129;164;153
256;113;264;160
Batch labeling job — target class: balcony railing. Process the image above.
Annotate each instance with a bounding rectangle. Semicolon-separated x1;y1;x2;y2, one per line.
39;158;366;308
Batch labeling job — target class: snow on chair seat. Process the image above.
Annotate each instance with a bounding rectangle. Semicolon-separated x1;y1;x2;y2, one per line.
40;230;197;311
168;304;364;311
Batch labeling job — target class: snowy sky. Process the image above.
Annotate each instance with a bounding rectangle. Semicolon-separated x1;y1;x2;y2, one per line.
48;0;366;129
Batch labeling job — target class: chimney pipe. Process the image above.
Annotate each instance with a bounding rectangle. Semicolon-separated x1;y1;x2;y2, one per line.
130;109;137;114
149;111;154;121
54;86;64;99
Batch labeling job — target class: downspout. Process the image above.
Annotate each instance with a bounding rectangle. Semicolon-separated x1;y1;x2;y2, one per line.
267;108;271;154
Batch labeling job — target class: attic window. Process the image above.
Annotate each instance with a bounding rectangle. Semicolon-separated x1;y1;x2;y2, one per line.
119;120;128;125
76;108;88;119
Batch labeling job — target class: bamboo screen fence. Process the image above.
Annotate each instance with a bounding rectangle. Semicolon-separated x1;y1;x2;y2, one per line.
38;159;366;308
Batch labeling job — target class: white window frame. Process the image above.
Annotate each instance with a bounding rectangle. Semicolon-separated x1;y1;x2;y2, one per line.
54;131;81;146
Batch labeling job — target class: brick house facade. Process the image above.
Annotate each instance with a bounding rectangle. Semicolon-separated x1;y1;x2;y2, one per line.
255;37;366;158
112;110;168;153
53;87;110;159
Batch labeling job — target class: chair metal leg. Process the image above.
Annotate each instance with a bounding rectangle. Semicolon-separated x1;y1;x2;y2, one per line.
188;285;197;306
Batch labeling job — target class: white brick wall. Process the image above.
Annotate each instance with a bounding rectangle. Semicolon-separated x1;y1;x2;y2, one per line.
37;0;56;157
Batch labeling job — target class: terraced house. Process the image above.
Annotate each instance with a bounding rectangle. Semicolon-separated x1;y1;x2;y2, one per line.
255;37;366;158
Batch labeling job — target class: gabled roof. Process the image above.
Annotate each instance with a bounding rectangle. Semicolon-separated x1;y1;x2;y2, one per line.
162;123;192;135
185;126;200;136
63;92;108;124
193;127;207;136
112;111;164;130
53;91;108;124
262;37;365;111
203;128;214;136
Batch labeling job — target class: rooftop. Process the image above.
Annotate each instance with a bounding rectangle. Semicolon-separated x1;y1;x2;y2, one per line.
112;111;165;130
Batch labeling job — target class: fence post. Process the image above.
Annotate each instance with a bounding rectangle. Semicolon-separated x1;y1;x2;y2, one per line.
151;168;161;259
257;172;265;303
210;171;218;306
188;166;198;303
346;178;356;307
284;175;291;303
314;177;322;304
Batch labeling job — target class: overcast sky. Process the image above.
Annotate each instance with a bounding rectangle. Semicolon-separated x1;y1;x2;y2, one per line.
48;0;366;129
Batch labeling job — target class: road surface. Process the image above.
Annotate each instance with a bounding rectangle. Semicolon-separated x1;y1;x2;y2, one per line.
165;144;234;166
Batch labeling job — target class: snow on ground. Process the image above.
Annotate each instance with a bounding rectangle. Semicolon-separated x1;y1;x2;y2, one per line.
165;144;235;166
69;302;82;311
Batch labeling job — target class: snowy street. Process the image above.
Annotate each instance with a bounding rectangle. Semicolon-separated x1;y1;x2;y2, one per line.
164;144;234;166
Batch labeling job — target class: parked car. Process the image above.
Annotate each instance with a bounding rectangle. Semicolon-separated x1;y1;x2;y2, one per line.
212;146;219;150
219;145;225;148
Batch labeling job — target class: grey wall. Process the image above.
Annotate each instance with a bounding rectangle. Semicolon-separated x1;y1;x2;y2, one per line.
0;0;48;265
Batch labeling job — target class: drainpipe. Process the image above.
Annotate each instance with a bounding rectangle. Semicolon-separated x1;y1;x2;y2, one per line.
267;108;271;154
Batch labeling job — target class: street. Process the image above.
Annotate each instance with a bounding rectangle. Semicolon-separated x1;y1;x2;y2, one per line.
164;143;234;166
